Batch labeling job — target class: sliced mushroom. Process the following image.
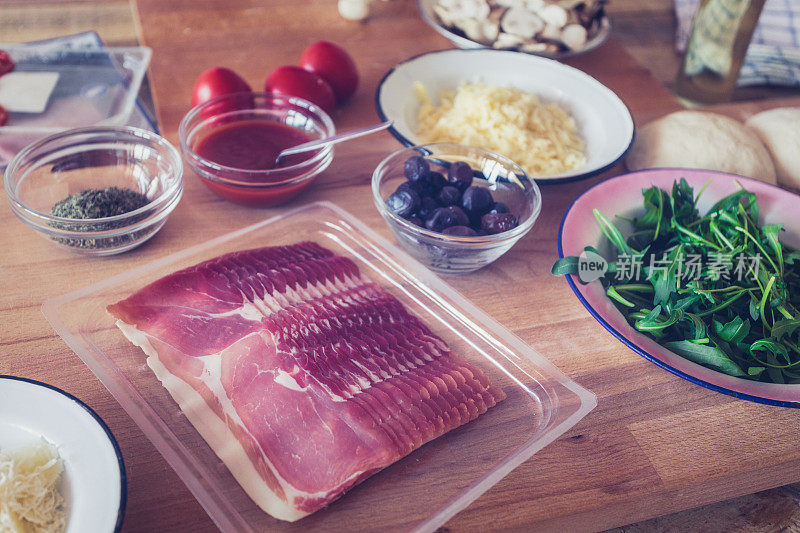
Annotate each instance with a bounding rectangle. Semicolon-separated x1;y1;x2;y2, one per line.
493;32;525;48
455;17;487;42
433;4;456;26
487;6;506;24
481;18;500;41
500;6;545;38
560;23;588;50
459;0;491;19
539;4;568;28
434;0;604;51
435;0;491;20
434;0;492;36
538;22;562;41
524;0;546;12
520;41;550;52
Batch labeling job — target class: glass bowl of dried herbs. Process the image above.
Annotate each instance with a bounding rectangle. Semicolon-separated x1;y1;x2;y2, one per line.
4;126;183;255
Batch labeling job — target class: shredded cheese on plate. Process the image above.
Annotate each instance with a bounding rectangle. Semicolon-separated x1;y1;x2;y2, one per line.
415;81;587;177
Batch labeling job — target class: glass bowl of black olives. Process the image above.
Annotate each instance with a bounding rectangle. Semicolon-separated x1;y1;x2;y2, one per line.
372;143;541;273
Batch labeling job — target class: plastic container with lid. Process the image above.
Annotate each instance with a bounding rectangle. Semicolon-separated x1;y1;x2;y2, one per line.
0;44;152;167
42;202;596;531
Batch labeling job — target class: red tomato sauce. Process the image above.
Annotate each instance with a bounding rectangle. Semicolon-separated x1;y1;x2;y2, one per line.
195;120;313;170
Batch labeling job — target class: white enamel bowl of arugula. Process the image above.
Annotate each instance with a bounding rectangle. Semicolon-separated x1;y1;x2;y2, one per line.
558;168;800;407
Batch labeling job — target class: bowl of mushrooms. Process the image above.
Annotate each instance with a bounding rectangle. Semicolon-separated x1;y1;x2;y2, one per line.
418;0;610;58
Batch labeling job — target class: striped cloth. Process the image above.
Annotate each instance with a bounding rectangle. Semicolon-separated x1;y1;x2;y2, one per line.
675;0;800;87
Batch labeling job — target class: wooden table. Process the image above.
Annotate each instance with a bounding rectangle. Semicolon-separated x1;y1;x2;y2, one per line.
2;1;800;531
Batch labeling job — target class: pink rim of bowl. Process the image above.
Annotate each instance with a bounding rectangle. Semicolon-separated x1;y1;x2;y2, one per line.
558;168;800;407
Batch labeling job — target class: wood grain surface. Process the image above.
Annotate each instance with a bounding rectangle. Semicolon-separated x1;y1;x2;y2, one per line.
1;0;799;531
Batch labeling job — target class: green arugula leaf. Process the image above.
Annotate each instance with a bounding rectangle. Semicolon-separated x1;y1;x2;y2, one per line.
551;256;579;276
551;179;800;384
664;340;746;376
771;317;800;340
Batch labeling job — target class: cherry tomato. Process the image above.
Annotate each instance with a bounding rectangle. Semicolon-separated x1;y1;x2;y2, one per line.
264;65;336;114
0;51;14;77
0;104;8;127
299;41;358;103
191;67;252;108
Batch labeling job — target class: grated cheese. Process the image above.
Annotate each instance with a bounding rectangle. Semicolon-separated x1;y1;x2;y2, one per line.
414;81;587;177
0;440;66;533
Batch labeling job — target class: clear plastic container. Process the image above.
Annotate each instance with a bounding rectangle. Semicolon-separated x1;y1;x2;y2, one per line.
0;45;151;166
42;201;596;532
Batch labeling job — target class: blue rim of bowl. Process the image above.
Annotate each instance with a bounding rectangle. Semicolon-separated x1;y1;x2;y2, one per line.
374;48;636;185
555;169;800;408
0;375;129;529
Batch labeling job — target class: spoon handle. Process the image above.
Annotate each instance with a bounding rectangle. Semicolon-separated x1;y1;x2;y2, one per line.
277;120;393;161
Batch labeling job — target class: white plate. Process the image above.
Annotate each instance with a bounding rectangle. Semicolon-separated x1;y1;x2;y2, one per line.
0;376;126;532
375;48;635;183
417;0;612;60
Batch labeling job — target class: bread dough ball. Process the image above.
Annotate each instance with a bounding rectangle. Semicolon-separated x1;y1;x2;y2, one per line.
746;107;800;191
626;111;777;184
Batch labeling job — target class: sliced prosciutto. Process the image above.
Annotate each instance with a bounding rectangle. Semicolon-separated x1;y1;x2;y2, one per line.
107;242;505;522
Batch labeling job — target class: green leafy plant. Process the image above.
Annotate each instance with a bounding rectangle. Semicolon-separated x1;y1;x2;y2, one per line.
553;178;800;384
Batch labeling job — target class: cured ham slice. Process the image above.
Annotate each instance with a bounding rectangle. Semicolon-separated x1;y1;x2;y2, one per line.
108;242;505;522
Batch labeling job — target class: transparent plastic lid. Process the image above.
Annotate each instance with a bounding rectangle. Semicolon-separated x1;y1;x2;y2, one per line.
0;44;151;133
42;201;596;532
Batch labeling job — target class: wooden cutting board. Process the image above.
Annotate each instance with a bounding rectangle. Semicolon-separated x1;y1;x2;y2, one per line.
128;2;800;528
2;0;797;531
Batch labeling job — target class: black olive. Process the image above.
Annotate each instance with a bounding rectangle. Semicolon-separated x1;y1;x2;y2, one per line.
397;180;424;195
445;205;470;227
461;186;494;218
443;225;478;237
404;156;431;183
386;189;420;219
426;207;459;232
489;202;510;214
447;161;473;191
427;171;446;197
417;197;439;221
407;216;424;227
481;212;519;234
436;186;461;207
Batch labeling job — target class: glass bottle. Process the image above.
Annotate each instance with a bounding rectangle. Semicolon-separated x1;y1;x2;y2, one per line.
674;0;767;104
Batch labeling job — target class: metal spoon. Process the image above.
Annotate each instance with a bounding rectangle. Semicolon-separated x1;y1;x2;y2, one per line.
275;120;393;165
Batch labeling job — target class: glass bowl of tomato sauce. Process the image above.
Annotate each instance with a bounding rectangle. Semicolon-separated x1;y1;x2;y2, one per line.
179;92;335;206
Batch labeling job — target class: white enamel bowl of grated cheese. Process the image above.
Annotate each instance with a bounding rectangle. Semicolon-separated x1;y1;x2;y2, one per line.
0;376;125;532
376;48;634;183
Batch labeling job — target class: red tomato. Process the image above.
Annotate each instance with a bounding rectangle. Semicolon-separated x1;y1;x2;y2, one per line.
191;67;252;108
0;104;8;127
299;41;358;103
0;50;14;77
264;66;336;114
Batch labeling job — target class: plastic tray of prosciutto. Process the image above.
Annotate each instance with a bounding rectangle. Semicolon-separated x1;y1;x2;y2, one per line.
42;201;596;532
